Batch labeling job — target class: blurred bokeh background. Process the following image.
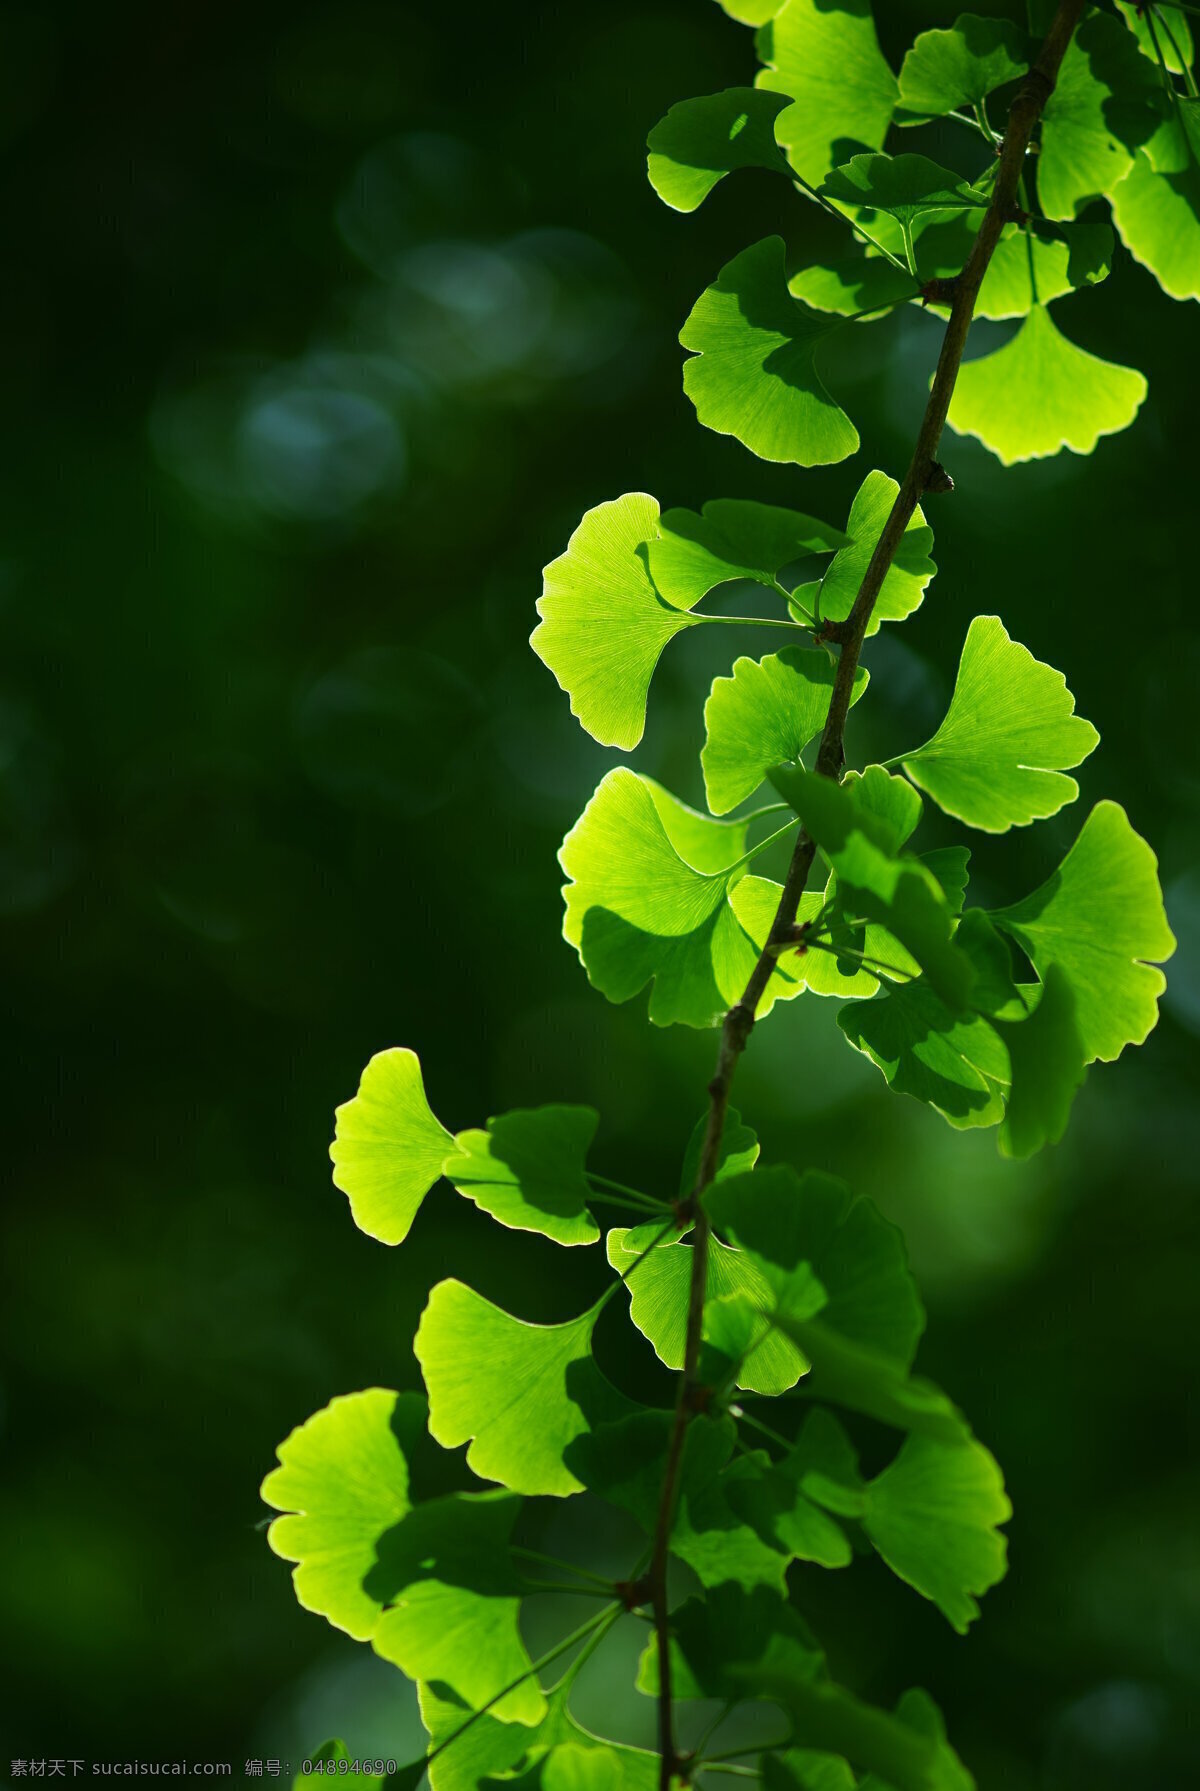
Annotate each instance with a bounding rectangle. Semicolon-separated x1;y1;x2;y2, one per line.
1;0;1197;1784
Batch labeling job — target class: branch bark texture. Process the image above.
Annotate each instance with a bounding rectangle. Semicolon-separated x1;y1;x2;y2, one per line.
649;5;1087;1782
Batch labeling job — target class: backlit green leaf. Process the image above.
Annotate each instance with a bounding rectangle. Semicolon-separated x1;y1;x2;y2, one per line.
415;1281;628;1496
1115;0;1194;74
647;87;790;212
559;768;800;1027
994;966;1087;1157
719;0;785;21
862;1434;1009;1634
750;1674;973;1791
896;615;1099;831
1037;9;1160;218
946;306;1147;464
990;800;1175;1063
708;1164;925;1368
769;766;974;1010
839;978;1011;1130
898;15;1029;116
702;648;869;814
262;1388;416;1642
755;0;898;185
1111;129;1200;303
448;1105;600;1247
531;493;697;750
606;1220;811;1395
330;1048;458;1246
680;237;859;466
638;1582;825;1701
420;1682;537;1791
678;1104;760;1197
819;153;990;227
647;497;847;610
818;470;936;634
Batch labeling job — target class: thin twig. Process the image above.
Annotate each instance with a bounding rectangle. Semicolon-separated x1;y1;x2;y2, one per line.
646;5;1087;1785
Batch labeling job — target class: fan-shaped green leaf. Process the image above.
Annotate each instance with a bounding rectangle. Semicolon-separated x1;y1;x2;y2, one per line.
330;1048;458;1246
569;1412;789;1589
647;498;847;610
730;871;879;1001
647;87;790;212
415;1282;628;1496
638;1583;825;1702
447;1105;600;1247
819;153;990;226
764;1753;858;1791
702;648;869;814
769;766;973;1010
750;1674;972;1791
262;1388;417;1642
708;1164;925;1368
420;1682;538;1791
990;800;1175;1063
531;493;698;750
755;0;898;185
896;615;1099;831
1116;0;1194;74
839;978;1011;1130
559;768;800;1027
898;15;1029;116
994;966;1087;1158
862;1434;1009;1634
946;306;1147;464
1111;131;1200;303
720;0;785;21
606;1221;812;1395
788;254;920;319
818;470;936;633
680;237;859;466
369;1493;545;1723
1037;9;1160;218
678;1103;760;1196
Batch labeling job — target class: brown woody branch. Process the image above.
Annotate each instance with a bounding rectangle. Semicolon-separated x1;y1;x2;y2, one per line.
648;4;1087;1784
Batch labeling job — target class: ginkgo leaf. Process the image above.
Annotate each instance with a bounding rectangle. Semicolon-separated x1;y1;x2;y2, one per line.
862;1434;1010;1634
647;87;790;212
415;1281;629;1496
447;1105;600;1247
702;648;869;814
750;1672;972;1791
818;470;936;634
570;1411;789;1590
559;768;799;1028
420;1681;534;1791
607;1221;811;1396
680;237;859;466
1037;8;1160;218
755;0;898;186
839;978;1011;1130
637;1583;826;1703
262;1388;417;1642
764;1753;858;1791
990;800;1175;1063
895;615;1099;831
787;254;919;319
708;1165;925;1368
678;1103;760;1197
1111;132;1200;304
330;1048;458;1246
647;498;847;610
946;306;1147;464
531;493;698;750
719;0;785;22
369;1493;545;1723
994;966;1087;1158
769;765;974;1011
730;871;879;1001
1115;0;1194;75
976;219;1113;318
897;15;1029;117
819;153;991;230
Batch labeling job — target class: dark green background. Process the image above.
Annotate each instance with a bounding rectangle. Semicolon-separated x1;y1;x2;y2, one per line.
2;2;1197;1785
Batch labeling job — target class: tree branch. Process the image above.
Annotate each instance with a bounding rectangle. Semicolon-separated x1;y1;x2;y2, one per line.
648;5;1086;1783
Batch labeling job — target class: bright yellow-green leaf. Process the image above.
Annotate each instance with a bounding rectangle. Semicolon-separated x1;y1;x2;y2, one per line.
991;800;1175;1063
680;237;859;467
755;0;897;185
896;615;1099;831
1111;130;1200;304
647;497;847;609
647;87;790;212
1037;9;1160;218
898;15;1029;116
946;306;1147;465
330;1048;458;1246
531;493;698;750
1115;0;1194;74
702;648;869;814
863;1434;1010;1634
447;1105;600;1247
818;470;936;634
